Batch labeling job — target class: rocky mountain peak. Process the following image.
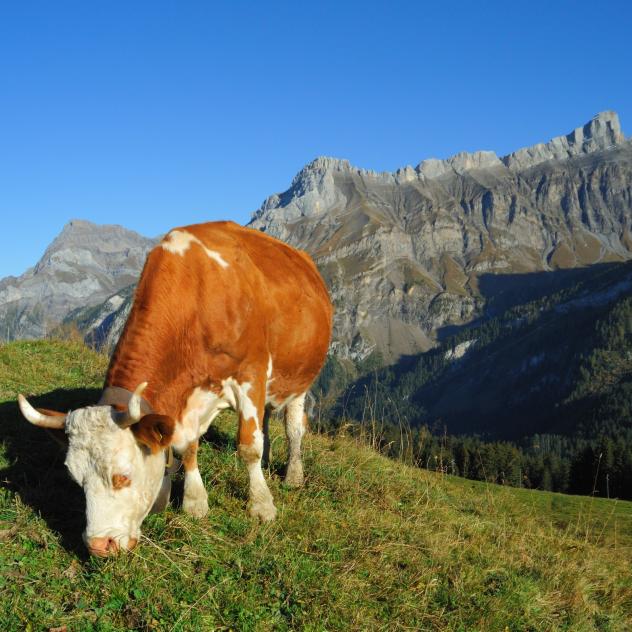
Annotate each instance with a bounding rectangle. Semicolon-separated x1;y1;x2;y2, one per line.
249;110;632;364
49;218;152;248
291;156;353;182
253;156;354;224
60;218;95;232
501;110;625;170
253;112;626;230
0;221;157;341
34;219;155;274
570;110;623;145
417;150;502;179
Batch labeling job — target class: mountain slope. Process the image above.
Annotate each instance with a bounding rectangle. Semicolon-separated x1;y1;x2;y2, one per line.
1;340;631;630
340;260;632;438
250;111;632;364
0;220;156;341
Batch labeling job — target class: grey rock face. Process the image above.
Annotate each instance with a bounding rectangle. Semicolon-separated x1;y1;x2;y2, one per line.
249;112;632;364
64;283;136;351
503;111;624;170
0;220;156;341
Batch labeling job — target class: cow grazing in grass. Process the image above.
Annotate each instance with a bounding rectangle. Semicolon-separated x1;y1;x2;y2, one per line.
18;222;332;557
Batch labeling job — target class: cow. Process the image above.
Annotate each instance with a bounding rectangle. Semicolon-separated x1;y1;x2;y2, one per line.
18;221;333;557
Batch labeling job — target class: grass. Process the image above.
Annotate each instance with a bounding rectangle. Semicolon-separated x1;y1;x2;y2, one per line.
1;340;631;630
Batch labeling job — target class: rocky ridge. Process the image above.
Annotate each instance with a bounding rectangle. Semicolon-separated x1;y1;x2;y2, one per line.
249;111;632;364
1;112;630;367
0;220;156;341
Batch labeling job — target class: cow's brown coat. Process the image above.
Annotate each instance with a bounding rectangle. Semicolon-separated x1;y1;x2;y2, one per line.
106;221;332;454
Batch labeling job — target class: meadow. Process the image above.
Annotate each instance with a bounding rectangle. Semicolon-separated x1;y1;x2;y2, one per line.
1;340;631;630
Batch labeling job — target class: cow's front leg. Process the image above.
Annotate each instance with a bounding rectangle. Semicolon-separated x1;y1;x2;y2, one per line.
236;387;277;521
182;440;209;518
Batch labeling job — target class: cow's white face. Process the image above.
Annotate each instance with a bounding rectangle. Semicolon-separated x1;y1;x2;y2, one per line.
63;406;166;556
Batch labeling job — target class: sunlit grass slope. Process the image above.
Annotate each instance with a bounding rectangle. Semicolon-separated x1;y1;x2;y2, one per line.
1;340;631;630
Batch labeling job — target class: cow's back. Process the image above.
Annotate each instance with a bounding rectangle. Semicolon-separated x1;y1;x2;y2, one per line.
184;222;333;399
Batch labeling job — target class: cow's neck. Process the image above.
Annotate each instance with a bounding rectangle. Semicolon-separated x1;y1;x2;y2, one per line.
104;358;203;422
104;317;206;421
102;270;232;422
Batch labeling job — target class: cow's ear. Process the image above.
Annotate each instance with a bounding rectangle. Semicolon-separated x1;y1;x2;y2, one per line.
131;414;175;454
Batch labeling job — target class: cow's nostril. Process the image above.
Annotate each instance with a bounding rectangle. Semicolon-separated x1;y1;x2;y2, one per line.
106;537;118;553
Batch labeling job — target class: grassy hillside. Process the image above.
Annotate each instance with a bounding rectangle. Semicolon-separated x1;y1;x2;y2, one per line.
1;340;632;630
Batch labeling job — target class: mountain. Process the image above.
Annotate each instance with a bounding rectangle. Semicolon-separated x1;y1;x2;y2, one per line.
316;258;632;500
338;260;632;441
250;111;632;364
0;220;156;341
3;113;632;499
2;112;630;368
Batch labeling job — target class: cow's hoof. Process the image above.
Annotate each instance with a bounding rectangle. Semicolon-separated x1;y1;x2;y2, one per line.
249;501;277;522
183;491;209;518
284;463;304;488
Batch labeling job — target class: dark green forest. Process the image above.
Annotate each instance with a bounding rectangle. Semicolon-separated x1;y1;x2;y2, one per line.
313;262;632;499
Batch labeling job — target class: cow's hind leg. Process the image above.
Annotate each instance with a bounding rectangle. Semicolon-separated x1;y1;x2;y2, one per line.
235;382;277;521
284;393;307;488
262;406;272;469
182;440;209;518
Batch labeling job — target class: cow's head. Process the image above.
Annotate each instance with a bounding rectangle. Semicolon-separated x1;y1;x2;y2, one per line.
18;383;175;557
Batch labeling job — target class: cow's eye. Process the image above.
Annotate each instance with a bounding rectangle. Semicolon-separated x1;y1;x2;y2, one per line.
112;474;131;489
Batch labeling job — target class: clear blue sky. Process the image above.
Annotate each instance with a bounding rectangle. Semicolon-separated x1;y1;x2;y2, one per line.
1;0;630;278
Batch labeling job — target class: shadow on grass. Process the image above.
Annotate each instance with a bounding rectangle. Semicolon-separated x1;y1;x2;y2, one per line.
0;392;240;547
0;388;101;558
201;422;236;452
1;393;290;551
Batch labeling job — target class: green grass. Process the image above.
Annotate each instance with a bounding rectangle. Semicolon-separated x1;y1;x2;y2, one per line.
1;340;632;630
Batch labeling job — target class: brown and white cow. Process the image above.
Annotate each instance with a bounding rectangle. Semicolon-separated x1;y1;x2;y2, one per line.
18;221;332;556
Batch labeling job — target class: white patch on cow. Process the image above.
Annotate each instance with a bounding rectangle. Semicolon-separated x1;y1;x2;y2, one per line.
221;378;258;423
221;379;238;409
239;382;258;423
264;355;276;405
247;455;277;521
63;406;166;550
172;387;229;452
161;230;229;268
182;468;209;517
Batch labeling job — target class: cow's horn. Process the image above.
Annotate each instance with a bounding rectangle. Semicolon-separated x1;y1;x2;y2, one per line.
113;382;148;428
18;394;67;429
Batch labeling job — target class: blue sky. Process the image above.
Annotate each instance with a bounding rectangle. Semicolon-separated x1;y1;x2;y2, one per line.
0;0;630;278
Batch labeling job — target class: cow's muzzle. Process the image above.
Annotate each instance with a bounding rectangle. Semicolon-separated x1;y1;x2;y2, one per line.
87;536;138;557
